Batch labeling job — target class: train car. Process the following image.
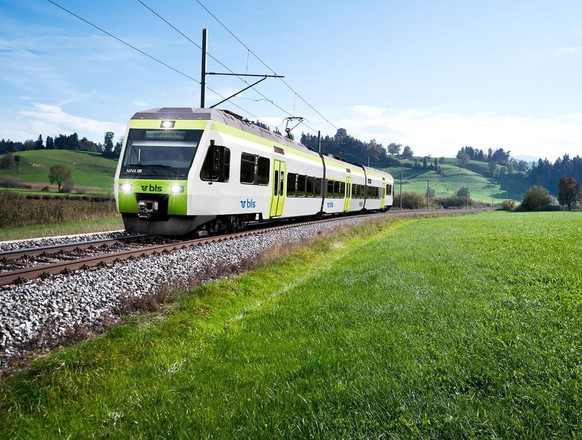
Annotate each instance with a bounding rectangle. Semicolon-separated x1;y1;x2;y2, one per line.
114;107;393;236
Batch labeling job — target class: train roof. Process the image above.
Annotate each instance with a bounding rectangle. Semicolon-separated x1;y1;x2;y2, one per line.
131;107;313;154
131;107;393;181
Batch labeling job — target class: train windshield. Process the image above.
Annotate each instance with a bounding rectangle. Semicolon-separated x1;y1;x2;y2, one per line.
120;129;203;178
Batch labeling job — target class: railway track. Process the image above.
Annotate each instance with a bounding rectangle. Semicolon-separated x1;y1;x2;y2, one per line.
0;209;481;287
0;233;214;287
0;219;313;287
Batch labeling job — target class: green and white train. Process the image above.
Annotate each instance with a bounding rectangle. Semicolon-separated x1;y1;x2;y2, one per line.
114;107;393;235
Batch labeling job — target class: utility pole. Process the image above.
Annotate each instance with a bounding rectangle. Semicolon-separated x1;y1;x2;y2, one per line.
426;179;430;209
200;28;207;108
399;172;403;209
199;28;283;109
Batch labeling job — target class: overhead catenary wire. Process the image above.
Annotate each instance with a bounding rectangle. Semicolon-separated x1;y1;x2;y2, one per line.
137;0;318;133
192;0;339;132
46;0;261;120
47;0;333;136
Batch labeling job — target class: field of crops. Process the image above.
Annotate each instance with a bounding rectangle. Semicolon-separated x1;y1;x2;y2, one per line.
1;211;580;438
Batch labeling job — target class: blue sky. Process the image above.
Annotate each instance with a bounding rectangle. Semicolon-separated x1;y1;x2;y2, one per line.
1;0;582;160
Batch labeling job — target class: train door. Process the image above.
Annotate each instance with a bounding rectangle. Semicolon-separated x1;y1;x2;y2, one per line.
381;184;386;209
343;176;352;211
269;159;286;217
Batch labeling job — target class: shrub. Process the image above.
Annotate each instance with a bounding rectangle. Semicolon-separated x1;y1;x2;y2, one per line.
0;176;21;188
401;191;426;209
520;185;553;211
0;192;118;228
501;200;516;211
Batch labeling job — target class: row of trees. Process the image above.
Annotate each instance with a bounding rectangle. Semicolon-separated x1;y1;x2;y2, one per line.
300;129;400;167
457;146;512;165
529;154;582;192
0;132;122;159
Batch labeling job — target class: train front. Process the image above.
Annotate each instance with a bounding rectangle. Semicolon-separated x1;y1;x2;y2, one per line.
114;109;206;235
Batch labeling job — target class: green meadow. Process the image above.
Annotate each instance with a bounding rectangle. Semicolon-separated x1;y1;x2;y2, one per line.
1;212;580;438
386;159;531;203
0;150;117;195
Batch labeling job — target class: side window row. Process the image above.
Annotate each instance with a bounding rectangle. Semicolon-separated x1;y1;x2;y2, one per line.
287;173;323;197
199;145;393;200
200;146;269;185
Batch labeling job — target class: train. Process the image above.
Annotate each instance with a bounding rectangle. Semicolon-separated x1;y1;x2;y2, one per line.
114;107;394;236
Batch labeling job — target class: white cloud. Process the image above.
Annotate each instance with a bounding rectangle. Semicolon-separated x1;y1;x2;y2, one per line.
336;105;582;160
560;46;581;56
1;103;125;142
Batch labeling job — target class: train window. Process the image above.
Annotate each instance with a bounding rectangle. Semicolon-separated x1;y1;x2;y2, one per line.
240;153;255;184
257;157;270;185
200;144;230;182
387;184;393;196
314;178;322;197
306;176;315;197
297;175;306;197
339;181;345;198
326;179;333;198
287;173;297;197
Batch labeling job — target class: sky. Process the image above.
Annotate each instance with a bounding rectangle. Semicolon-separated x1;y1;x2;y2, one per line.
1;0;582;161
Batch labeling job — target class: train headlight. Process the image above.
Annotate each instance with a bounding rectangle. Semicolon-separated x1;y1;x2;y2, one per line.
120;183;133;194
170;184;184;194
161;120;175;129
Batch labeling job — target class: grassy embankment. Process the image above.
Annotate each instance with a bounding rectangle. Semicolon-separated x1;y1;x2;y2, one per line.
385;159;531;203
1;212;581;438
0;150;116;195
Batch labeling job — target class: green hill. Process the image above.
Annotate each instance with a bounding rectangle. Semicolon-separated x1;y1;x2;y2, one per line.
384;158;530;203
0;150;117;195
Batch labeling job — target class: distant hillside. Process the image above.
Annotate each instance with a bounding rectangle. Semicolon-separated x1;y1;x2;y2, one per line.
384;158;531;203
0;150;117;195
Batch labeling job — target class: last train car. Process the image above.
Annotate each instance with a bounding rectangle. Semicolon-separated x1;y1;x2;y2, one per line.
114;107;393;235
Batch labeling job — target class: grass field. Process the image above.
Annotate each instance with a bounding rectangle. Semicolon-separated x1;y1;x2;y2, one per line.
0;150;117;195
1;212;580;438
385;159;531;203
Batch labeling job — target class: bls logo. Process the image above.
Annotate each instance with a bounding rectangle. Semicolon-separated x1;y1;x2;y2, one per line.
141;184;163;192
240;198;256;208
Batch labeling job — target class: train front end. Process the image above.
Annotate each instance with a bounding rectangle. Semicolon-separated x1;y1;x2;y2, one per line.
114;108;208;235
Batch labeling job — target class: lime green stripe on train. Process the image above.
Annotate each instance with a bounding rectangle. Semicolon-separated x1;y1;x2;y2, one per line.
114;108;394;236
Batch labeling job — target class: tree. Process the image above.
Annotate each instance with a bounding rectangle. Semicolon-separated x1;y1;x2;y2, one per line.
401;145;414;160
48;164;73;192
387;143;401;156
521;185;553;211
457;151;470;167
1;152;16;169
35;135;44;149
558;176;581;210
102;131;115;157
456;186;471;199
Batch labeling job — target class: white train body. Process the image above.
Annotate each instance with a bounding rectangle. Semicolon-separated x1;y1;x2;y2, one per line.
114;108;394;235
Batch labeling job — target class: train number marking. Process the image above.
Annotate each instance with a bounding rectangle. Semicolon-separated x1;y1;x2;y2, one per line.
326;202;334;208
